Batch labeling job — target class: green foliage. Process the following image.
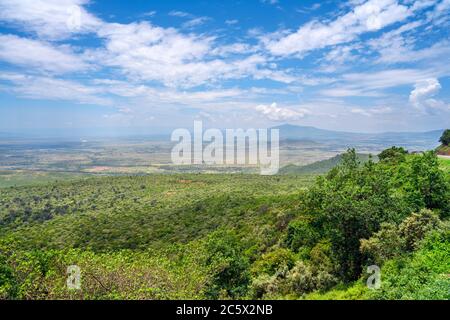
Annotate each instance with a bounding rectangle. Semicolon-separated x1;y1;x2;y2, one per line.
203;230;251;299
0;145;448;300
305;282;369;300
378;146;408;163
249;260;338;299
307;149;408;280
439;129;450;146
371;228;450;300
396;152;449;216
399;209;442;250
285;219;319;252
251;248;295;276
438;157;450;174
280;153;377;175
360;223;405;265
360;209;442;265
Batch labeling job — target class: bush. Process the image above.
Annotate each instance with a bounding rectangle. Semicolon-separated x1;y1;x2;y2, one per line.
361;209;442;265
251;248;295;276
285;219;319;252
378;147;408;163
360;223;405;265
371;228;450;300
307;149;408;281
439;129;450;146
204;230;251;299
285;261;337;295
399;209;442;251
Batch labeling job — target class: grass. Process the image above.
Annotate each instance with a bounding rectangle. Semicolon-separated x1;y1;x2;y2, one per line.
438;157;450;174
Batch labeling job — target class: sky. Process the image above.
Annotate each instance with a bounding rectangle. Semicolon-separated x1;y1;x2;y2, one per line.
0;0;449;134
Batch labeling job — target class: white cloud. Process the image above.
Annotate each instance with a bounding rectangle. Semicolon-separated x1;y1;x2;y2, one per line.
265;0;411;56
351;106;392;116
168;10;191;18
92;22;292;88
211;43;257;56
368;19;450;64
320;87;383;97
182;17;210;28
225;19;239;25
0;34;88;73
261;0;279;4
142;11;156;17
255;103;308;121
409;78;449;112
342;68;436;90
0;73;112;105
0;0;101;39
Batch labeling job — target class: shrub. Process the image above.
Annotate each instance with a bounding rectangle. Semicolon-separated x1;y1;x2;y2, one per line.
399;209;442;251
371;228;450;300
439;129;450;146
360;223;405;265
378;147;408;163
204;230;251;299
251;248;295;276
285;219;319;252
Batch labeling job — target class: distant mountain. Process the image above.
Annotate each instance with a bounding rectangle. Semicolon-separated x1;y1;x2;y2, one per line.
280;153;377;175
271;124;444;150
273;124;442;140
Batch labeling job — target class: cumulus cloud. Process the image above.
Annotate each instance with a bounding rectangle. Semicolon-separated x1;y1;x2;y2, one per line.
409;78;449;112
0;34;88;73
0;0;449;128
265;0;411;56
255;103;308;121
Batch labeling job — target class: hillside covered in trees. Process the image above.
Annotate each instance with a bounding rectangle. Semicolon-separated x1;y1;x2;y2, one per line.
0;148;449;300
437;129;450;156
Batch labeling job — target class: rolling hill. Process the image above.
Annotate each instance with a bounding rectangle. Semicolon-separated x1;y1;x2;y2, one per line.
279;153;377;175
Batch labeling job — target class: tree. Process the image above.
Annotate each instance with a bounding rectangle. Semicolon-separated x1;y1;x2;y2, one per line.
307;149;408;281
439;129;450;146
204;230;250;299
401;152;449;216
378;146;408;162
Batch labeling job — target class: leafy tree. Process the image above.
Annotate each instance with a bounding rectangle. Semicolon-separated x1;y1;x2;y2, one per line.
285;219;319;252
204;230;251;299
371;228;450;300
439;129;450;146
378;146;408;162
399;209;442;250
399;152;449;216
360;222;405;265
360;209;442;264
307;149;408;281
251;248;295;276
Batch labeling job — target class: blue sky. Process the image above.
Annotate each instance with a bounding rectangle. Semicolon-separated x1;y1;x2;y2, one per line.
0;0;449;133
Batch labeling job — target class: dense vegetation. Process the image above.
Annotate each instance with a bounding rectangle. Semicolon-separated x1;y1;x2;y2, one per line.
437;129;450;155
0;148;449;300
279;153;376;175
439;129;450;146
